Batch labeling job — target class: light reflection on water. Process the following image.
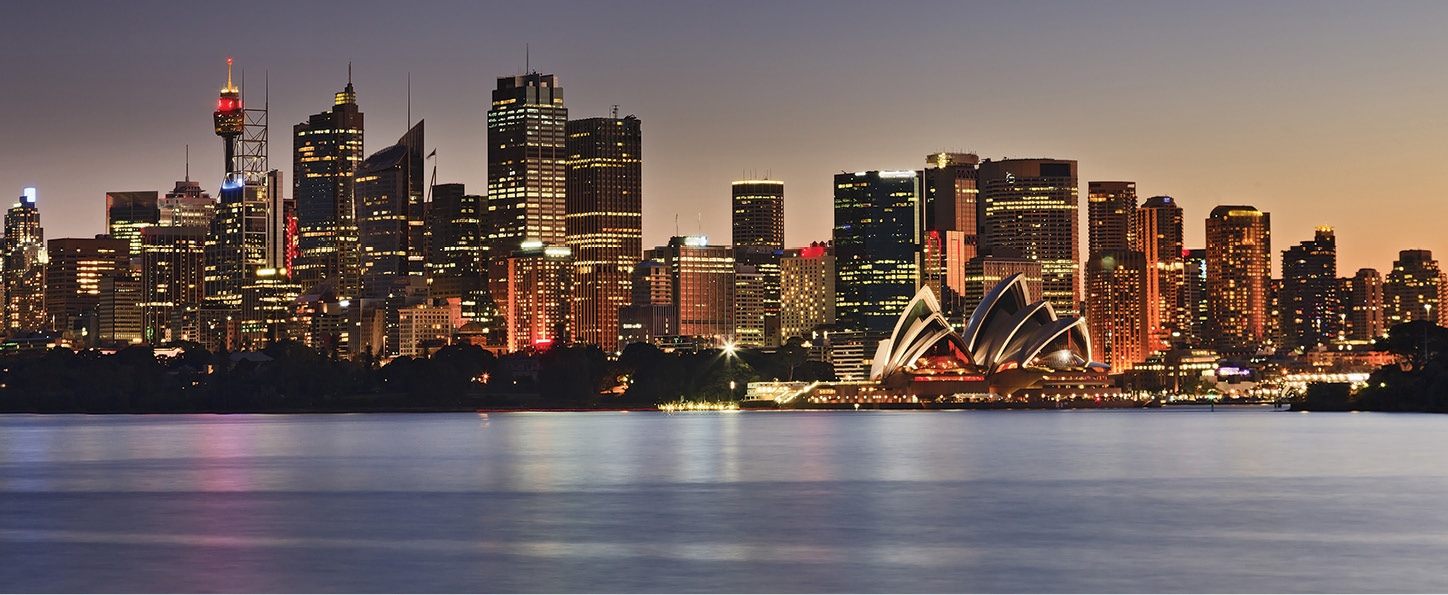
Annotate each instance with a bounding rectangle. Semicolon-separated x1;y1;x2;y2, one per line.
1;408;1447;592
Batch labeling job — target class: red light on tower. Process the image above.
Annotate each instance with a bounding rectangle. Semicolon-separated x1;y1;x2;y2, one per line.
213;58;244;138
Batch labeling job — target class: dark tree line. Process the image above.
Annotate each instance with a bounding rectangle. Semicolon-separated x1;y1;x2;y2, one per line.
1301;320;1448;412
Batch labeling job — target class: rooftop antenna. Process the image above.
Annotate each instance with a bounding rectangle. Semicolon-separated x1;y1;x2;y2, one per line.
675;214;679;238
526;43;530;74
348;61;352;84
611;104;619;119
185;144;190;182
407;72;411;129
697;212;702;236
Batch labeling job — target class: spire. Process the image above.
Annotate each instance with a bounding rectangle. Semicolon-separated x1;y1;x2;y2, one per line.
222;57;238;93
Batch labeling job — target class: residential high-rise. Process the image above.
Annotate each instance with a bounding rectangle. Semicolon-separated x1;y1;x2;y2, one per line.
4;188;45;333
355;121;425;299
566;116;642;351
1342;268;1384;342
779;243;835;341
1085;251;1150;370
106;191;160;257
977;159;1079;315
1280;227;1339;350
1135;196;1185;350
1384;249;1442;327
294;78;364;295
44;236;129;333
1205;205;1271;354
833;171;919;332
139;227;207;344
1087;181;1136;255
505;242;572;352
646;237;735;342
425;183;487;320
487;73;567;319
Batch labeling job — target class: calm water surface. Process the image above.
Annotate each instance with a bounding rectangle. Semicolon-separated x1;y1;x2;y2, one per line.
1;407;1446;593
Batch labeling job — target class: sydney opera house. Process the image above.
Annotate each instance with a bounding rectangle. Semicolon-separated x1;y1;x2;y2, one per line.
750;274;1121;407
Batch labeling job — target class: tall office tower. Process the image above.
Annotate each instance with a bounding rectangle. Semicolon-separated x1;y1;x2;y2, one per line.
1280;227;1339;350
204;178;269;312
960;247;1043;315
833;171;919;332
106;191;160;257
922;152;981;238
504;242;572;352
977;159;1079;315
356;121;425;299
734;265;767;346
4;188;45;332
96;274;144;346
264;169;290;270
1087;182;1137;254
646;236;735;341
1134;196;1185;349
294;78;364;294
1341;268;1384;342
426;183;487;314
779;243;835;341
44;237;129;333
732;180;785;248
487;73;567;316
618;259;677;346
1205;206;1271;354
140;227;207;343
566;115;642;351
1085;251;1151;370
160;180;216;228
1384;249;1442;326
1183;248;1207;344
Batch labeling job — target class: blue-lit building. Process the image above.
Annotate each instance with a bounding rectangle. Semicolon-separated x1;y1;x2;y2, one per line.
833;171;920;333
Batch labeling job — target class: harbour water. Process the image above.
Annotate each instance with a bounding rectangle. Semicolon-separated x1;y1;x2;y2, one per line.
2;407;1446;593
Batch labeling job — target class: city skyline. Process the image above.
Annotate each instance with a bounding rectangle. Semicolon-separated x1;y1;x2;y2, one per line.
4;1;1448;276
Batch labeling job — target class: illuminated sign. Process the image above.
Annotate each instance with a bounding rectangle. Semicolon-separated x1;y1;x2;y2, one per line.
21;187;36;204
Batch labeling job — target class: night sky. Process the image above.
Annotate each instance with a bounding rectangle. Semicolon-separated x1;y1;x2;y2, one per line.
4;0;1447;275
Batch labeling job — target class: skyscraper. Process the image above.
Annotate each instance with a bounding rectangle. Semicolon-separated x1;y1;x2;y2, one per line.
106;191;160;257
731;179;785;347
425;183;487;318
1085;251;1150;370
44;236;129;335
204;177;268;312
1087;181;1136;255
1342;268;1384;342
1384;249;1442;327
1135;196;1185;349
833;171;919;332
504;242;572;352
4;189;45;333
566;115;642;351
1183;248;1208;345
355;121;425;299
779;243;835;341
978;159;1079;315
646;237;735;341
618;259;676;346
732;180;785;249
920;154;980;319
1280;227;1339;350
487;72;567;318
294;77;364;295
139;226;207;344
1205;205;1271;353
160;180;216;228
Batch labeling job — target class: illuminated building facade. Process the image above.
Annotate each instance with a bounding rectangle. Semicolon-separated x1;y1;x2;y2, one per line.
921;152;980;241
647;236;735;342
1341;268;1384;341
294;78;364;295
1280;227;1339;350
1135;196;1185;349
566;116;641;351
44;237;129;334
1087;181;1136;255
780;243;835;341
1384;249;1442;326
618;260;676;347
487;73;567;319
97;274;144;346
960;247;1042;318
1183;248;1207;344
732;180;785;249
1085;250;1151;370
106;191;160;257
977;159;1080;316
833;171;919;332
4;188;46;333
426;183;488;323
160;180;216;228
734;265;767;346
139;226;207;344
505;242;572;352
355;121;425;299
1205;205;1271;354
731;180;785;347
204;178;269;312
397;303;454;358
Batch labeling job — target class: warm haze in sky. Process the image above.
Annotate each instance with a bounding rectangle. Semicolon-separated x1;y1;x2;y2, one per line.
3;0;1447;276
